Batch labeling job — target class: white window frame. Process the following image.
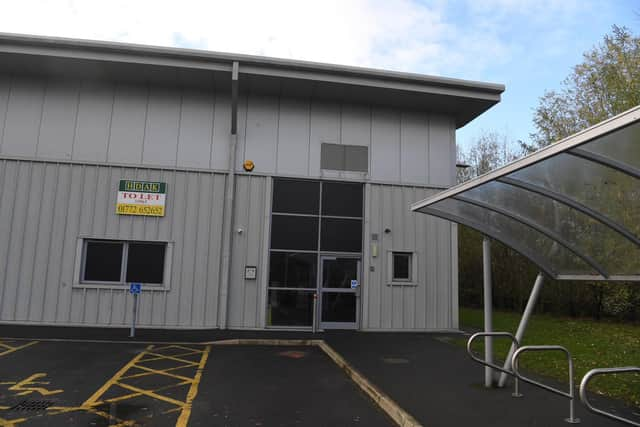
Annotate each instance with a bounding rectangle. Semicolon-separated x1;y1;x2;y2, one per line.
73;237;172;291
387;250;418;286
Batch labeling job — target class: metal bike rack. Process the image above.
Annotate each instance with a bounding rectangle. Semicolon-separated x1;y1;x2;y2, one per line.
512;345;580;424
466;332;523;397
579;366;640;426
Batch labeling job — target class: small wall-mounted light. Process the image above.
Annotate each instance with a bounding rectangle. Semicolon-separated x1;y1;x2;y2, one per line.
243;160;255;172
237;228;244;234
384;228;391;234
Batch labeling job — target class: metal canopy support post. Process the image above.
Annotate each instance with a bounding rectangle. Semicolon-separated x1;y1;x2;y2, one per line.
483;236;494;387
498;272;545;387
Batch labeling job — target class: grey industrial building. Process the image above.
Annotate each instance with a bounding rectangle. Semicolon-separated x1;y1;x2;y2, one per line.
0;34;503;331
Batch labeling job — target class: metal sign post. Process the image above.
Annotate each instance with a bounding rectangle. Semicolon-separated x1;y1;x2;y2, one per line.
129;283;141;338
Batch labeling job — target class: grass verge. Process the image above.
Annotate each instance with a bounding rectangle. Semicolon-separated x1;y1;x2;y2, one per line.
459;307;640;406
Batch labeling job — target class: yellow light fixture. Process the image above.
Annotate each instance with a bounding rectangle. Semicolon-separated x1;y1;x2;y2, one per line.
243;160;255;172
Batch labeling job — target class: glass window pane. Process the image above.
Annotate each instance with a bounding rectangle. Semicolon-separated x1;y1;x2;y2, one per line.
272;179;319;214
321;292;356;322
320;218;362;252
83;241;123;282
393;253;411;280
322;182;363;217
269;252;317;289
267;290;314;326
322;258;358;289
579;120;640;170
465;181;640;275
126;242;166;284
270;215;319;250
427;198;594;275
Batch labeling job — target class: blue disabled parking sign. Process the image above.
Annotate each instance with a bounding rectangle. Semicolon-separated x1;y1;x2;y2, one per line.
129;283;142;294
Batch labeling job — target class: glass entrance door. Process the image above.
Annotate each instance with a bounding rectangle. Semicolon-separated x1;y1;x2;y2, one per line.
319;256;360;329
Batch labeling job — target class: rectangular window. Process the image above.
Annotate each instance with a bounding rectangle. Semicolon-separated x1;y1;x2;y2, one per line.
272;179;320;215
269;252;317;289
321;182;363;217
81;239;167;285
320;218;363;252
392;252;412;282
270;215;319;251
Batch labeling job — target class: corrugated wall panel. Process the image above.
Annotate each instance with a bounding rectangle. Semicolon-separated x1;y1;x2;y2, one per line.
73;81;113;162
0;158;227;328
276;97;310;176
177;89;215;169
0;79;10;146
0;74;456;189
37;79;79;159
308;100;340;177
107;83;147;165
400;112;429;184
2;77;44;157
371;108;400;182
428;115;455;187
227;175;268;329
363;184;455;331
244;95;278;174
142;86;181;166
211;92;231;170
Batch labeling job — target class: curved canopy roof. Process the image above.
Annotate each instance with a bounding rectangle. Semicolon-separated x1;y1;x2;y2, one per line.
411;106;640;281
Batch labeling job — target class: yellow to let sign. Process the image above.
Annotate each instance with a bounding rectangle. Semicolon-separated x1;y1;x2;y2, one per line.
116;180;167;217
116;204;165;216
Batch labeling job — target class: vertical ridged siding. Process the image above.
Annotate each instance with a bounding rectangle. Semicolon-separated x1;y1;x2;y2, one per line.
0;74;455;188
363;184;456;330
0;158;227;328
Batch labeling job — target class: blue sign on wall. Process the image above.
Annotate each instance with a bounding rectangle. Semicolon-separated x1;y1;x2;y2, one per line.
129;283;142;294
350;279;359;289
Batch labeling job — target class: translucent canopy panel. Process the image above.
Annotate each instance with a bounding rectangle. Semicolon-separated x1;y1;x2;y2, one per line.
579;120;640;171
427;199;594;277
463;181;640;275
508;153;640;242
411;106;640;281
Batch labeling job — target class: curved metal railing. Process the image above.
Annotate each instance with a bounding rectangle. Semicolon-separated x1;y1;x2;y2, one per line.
579;367;640;426
466;332;522;397
512;345;580;424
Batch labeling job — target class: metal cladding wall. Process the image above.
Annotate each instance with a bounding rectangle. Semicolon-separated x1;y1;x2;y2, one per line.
0;158;227;328
363;184;458;331
0;72;458;331
0;74;455;187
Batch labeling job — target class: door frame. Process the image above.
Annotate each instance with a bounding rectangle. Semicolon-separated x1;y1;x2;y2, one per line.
317;254;362;330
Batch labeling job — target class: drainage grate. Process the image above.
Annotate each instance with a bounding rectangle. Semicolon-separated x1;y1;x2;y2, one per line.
10;400;55;412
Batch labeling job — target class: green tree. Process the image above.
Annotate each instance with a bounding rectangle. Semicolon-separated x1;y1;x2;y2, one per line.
528;25;640;151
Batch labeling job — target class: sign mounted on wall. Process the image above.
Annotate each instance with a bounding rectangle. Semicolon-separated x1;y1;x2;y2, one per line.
116;180;167;217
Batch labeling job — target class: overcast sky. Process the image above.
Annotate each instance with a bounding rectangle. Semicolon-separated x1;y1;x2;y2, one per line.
2;0;639;150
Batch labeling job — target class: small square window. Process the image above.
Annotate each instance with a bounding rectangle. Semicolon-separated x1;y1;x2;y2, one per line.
392;252;412;282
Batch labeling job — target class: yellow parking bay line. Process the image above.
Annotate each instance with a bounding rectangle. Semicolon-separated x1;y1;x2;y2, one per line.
0;341;37;357
81;343;211;427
